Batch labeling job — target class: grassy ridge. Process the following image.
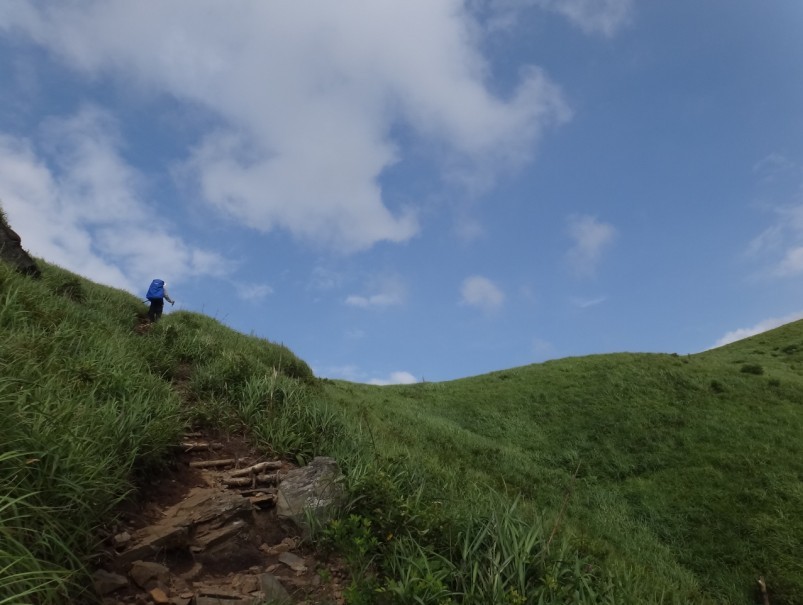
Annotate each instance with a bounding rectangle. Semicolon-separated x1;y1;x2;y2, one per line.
0;259;322;603
2;252;802;604
324;335;803;602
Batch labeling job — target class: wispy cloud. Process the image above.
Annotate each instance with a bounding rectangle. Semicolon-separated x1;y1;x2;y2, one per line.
307;266;344;292
234;282;273;302
1;2;570;253
713;311;803;348
752;152;794;181
566;214;617;276
541;0;635;37
369;371;418;386
747;203;803;278
0;108;228;293
485;0;635;37
570;295;607;308
345;276;407;309
460;275;505;312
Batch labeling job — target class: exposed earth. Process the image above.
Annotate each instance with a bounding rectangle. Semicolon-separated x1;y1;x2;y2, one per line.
92;432;350;605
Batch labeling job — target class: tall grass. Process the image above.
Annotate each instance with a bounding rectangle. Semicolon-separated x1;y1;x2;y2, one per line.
0;260;316;603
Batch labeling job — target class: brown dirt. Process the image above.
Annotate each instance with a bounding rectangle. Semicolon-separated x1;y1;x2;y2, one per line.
97;433;351;605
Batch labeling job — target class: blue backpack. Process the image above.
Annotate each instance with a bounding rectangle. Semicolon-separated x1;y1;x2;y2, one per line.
146;279;165;300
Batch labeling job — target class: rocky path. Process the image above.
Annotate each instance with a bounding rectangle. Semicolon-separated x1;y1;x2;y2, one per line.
92;434;349;605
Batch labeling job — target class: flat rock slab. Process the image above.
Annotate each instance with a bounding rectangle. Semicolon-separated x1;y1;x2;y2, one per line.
117;488;253;567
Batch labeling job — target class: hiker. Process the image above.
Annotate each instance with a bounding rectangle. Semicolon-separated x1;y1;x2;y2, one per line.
145;278;174;322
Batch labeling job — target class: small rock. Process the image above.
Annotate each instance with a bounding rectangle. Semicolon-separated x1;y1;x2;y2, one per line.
178;562;203;581
113;531;132;549
129;561;170;590
93;569;129;595
149;587;170;604
232;574;259;594
278;551;307;573
259;573;292;605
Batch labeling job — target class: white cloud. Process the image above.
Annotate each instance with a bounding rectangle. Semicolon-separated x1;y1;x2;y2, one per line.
566;214;617;276
747;204;803;277
1;1;570;253
345;276;407;309
234;282;273;302
369;371;418;385
713;311;803;348
0;108;228;293
460;275;505;311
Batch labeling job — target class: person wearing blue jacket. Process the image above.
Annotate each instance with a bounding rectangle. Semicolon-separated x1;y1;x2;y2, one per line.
145;278;174;322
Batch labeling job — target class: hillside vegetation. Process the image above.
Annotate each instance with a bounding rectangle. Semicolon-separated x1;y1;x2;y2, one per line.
1;252;801;604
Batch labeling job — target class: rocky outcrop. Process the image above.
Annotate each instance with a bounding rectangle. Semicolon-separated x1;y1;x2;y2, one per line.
0;211;39;277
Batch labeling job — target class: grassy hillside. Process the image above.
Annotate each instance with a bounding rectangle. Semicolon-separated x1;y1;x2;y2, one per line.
324;329;803;603
1;252;802;604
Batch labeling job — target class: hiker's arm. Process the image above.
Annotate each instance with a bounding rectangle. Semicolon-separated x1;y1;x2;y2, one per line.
164;288;174;305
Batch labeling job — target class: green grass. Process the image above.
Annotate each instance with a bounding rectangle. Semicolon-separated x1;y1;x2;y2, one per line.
1;245;802;604
323;340;803;603
0;258;317;604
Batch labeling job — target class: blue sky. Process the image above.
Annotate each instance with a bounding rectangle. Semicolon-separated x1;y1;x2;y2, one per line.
2;1;803;383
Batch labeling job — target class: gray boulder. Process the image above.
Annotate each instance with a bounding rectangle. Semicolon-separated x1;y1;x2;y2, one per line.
276;457;345;534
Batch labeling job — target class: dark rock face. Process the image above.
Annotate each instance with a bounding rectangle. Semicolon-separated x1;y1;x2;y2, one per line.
0;213;40;277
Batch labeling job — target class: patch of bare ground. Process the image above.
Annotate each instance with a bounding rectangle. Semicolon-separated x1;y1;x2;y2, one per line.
93;433;349;605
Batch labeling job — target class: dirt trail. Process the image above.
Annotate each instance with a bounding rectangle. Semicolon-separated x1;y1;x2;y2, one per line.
93;433;348;605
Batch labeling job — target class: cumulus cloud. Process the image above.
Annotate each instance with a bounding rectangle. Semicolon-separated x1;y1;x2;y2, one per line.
0;108;228;292
566;214;617;276
0;1;571;253
460;275;505;311
713;311;803;348
345;276;407;309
